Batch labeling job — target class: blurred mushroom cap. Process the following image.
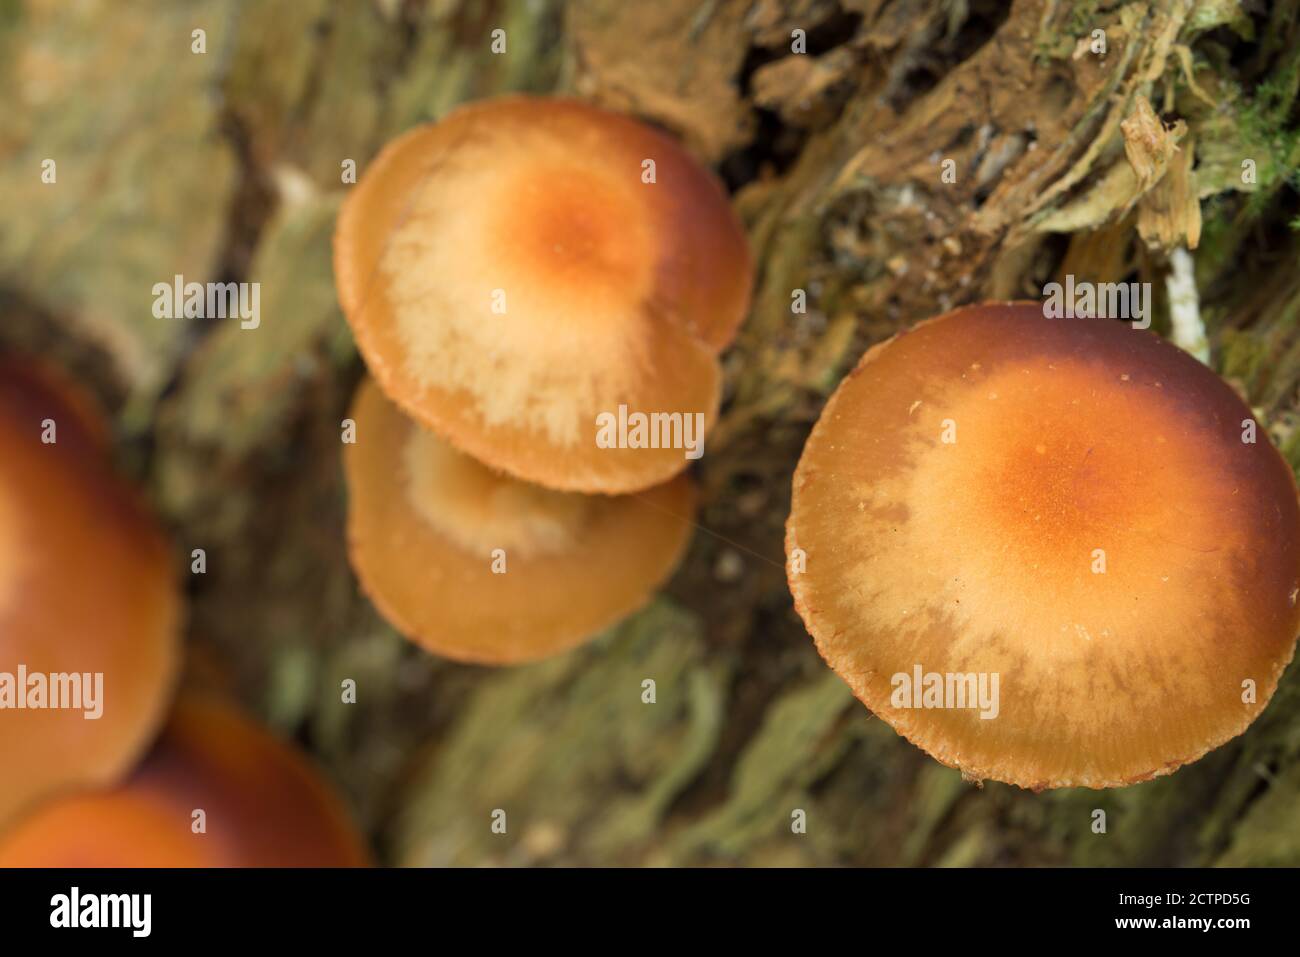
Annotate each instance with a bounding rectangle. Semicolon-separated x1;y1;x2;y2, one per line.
787;302;1300;789
0;360;180;828
0;694;370;867
334;95;752;493
344;377;696;664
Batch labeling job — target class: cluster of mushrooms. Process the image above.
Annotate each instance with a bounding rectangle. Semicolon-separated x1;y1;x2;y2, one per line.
334;96;753;664
337;95;1300;790
1;90;1295;880
0;362;367;865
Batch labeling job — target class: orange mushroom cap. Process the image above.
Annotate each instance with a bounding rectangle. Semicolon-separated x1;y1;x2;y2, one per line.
334;95;752;494
0;360;180;827
344;377;696;664
787;302;1300;789
0;694;370;867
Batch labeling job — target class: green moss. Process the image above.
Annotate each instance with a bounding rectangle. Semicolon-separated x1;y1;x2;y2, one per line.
0;0;236;397
1236;55;1300;215
391;600;721;866
670;672;855;860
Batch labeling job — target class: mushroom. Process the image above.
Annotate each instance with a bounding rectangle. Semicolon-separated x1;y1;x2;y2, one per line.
334;95;752;494
0;694;370;866
786;302;1300;789
344;377;695;664
0;359;180;827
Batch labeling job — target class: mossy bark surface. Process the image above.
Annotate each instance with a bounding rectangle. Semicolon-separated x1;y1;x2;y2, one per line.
2;0;1298;865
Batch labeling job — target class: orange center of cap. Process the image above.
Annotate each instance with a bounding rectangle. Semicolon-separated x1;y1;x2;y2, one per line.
496;163;653;299
402;427;591;560
864;355;1249;657
381;149;657;448
944;361;1225;587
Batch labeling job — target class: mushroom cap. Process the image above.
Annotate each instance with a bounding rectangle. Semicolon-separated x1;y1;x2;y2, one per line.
0;360;180;827
787;302;1300;789
0;694;370;867
344;377;696;664
334;95;752;494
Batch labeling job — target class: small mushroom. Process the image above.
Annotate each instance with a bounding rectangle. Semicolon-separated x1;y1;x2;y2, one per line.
334;95;752;494
0;694;370;866
787;302;1300;789
344;377;695;664
0;360;180;827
